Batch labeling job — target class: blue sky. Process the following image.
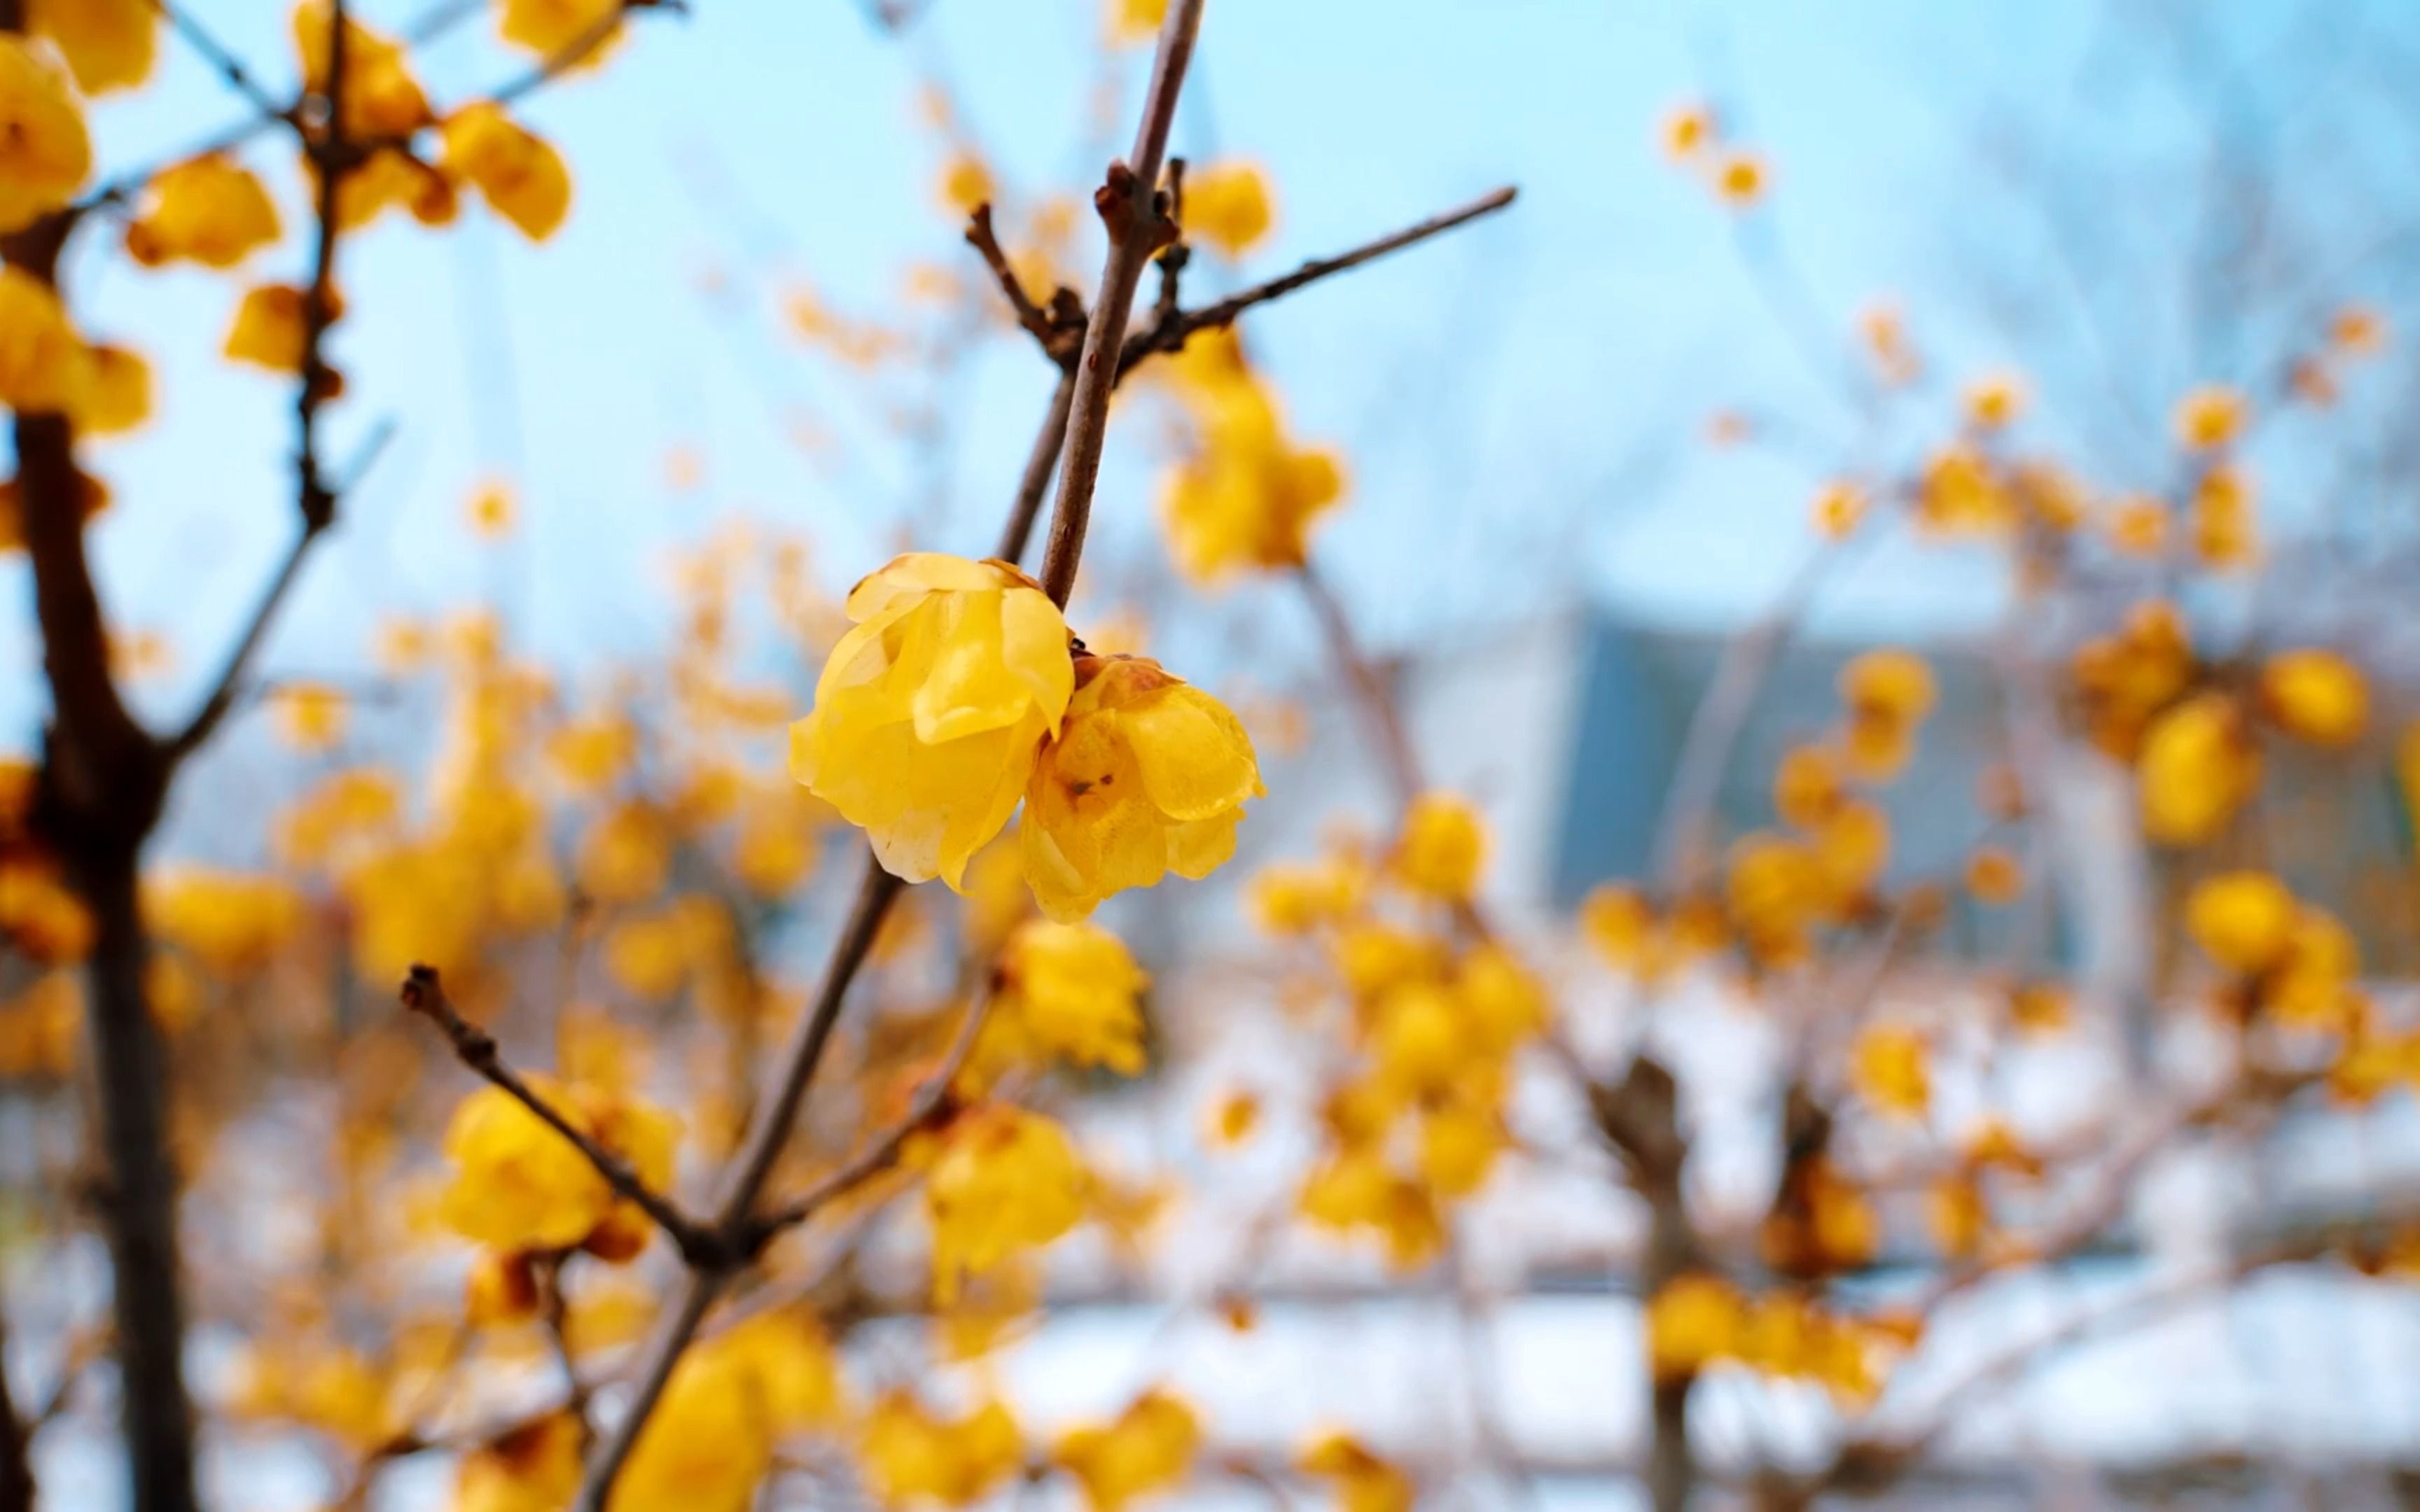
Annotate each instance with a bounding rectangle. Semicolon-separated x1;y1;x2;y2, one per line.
6;0;2413;747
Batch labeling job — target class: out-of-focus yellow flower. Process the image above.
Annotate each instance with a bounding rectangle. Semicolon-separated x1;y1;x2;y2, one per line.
1660;101;1715;160
1725;832;1823;965
1772;743;1844;830
29;0;155;94
862;1393;1024;1507
462;1248;540;1328
711;1310;846;1431
1713;150;1766;206
1022;653;1261;921
1417;1099;1504;1197
989;919;1150;1077
1646;1271;1744;1382
438;1079;679;1259
1839;648;1936;780
0;38;90;234
577;802;670;904
1299;1145;1445;1269
1928;1172;1987;1261
499;0;624;65
1207;1088;1260;1147
1185;161;1274;258
1300;1433;1414;1512
2192;464;2258;568
463;477;516;539
443;104;573;241
1811;479;1867;539
0;267;83;414
2139;692;2260;846
927;1105;1087;1303
1964;846;2023;904
2071;598;2195;760
2330;305;2388;356
2105;496;2169;557
1851;1025;1930;1118
1917;445;2012;535
293;2;431;139
274;682;349;752
0;972;82;1079
1580;882;1658;974
1249;854;1363;936
793;553;1072;889
1392;791;1487;902
2010;981;2071;1035
71;344;150;438
125;155;281;270
149;869;303;975
2260;648;2367;748
611;1342;772;1512
938;151;994;216
1962;371;2026;429
2185;871;2296;976
1861;302;1921;384
1159;336;1346;581
2172;384;2247;450
225;283;338;375
1054;1390;1202;1511
455;1414;583;1512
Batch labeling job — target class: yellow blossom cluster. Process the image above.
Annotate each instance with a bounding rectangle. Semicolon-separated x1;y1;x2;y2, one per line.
1155;332;1348;583
1644;1272;1914;1404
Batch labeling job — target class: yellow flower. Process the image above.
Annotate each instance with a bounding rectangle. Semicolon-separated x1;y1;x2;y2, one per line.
461;1249;540;1328
1962;370;2026;429
225;284;336;374
123;154;281;270
438;1079;679;1258
1206;1089;1260;1147
1185;161;1274;258
499;0;625;64
0;37;90;234
442;104;573;241
1248;855;1363;935
29;0;155;94
1772;743;1844;830
1725;833;1823;965
577;802;670;904
1660;102;1715;160
1860;302;1920;384
1580;883;1657;973
611;1343;772;1512
1054;1390;1201;1511
1810;479;1866;538
1917;444;2012;536
2185;870;2297;976
2139;692;2260;846
792;553;1073;890
1298;1146;1445;1268
938;150;994;215
1391;791;1487;902
2260;648;2367;748
1713;149;1766;206
1963;846;2023;904
0;267;83;414
293;2;432;139
2104;496;2169;556
2172;384;2247;449
1928;1173;1987;1260
994;920;1150;1076
861;1393;1024;1507
1021;654;1261;921
710;1310;846;1431
927;1105;1087;1303
2192;464;2258;568
148;869;302;975
73;344;150;438
1300;1433;1416;1512
1851;1026;1930;1118
274;682;348;752
1646;1271;1744;1381
1159;344;1346;580
1839;648;1936;780
1417;1100;1504;1198
455;1415;583;1512
2331;305;2388;356
1106;0;1168;44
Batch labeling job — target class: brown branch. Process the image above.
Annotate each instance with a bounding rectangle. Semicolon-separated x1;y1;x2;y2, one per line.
398;967;718;1263
1035;0;1204;606
1295;557;1422;811
746;982;994;1241
575;858;903;1506
0;1310;29;1512
995;370;1076;566
1117;185;1520;379
964;202;1062;356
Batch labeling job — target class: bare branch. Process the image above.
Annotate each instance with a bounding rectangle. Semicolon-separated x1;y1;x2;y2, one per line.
148;0;293;125
1035;0;1205;606
1118;186;1521;379
746;983;995;1242
964;202;1065;357
398;967;720;1264
994;371;1076;566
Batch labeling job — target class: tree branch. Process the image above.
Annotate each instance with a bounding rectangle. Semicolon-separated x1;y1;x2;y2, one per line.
1118;185;1520;379
149;0;293;125
398;967;720;1264
1034;0;1205;606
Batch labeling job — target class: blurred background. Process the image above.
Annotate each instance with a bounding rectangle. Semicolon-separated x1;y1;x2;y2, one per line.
12;0;2420;1507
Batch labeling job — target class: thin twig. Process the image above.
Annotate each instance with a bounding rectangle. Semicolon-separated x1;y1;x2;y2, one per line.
964;203;1062;356
149;0;293;124
747;983;995;1240
995;371;1076;566
1035;0;1206;606
398;967;718;1262
1295;557;1422;809
1117;186;1520;379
